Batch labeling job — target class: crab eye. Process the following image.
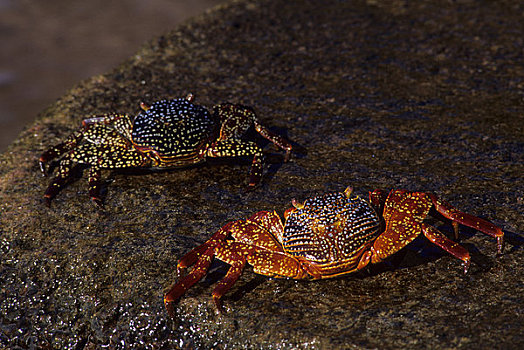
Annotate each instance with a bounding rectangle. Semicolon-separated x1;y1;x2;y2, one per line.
139;102;150;111
291;198;304;209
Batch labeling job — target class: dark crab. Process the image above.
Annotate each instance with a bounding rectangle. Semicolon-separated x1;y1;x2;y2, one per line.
39;94;292;206
164;186;503;311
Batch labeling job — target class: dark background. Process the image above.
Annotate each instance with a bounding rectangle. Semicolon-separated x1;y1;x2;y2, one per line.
0;0;225;151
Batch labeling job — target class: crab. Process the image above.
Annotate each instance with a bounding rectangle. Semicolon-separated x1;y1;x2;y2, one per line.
164;186;504;311
39;94;292;206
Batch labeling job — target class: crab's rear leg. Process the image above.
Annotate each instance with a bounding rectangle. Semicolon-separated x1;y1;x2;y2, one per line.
421;223;471;273
254;122;292;161
428;194;504;254
206;140;264;187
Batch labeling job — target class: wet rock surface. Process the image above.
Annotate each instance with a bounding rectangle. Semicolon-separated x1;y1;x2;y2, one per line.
1;0;523;348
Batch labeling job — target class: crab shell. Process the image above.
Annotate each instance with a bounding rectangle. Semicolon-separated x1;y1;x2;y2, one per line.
132;97;218;166
280;187;382;277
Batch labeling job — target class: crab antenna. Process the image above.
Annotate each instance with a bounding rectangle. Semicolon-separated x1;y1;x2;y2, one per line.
344;186;353;198
292;198;304;209
139;102;150;111
185;93;194;102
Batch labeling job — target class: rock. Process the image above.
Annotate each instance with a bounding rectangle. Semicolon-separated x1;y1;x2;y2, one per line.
1;0;522;348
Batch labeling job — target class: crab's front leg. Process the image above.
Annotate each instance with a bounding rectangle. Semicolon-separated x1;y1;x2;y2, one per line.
210;104;292;186
164;222;233;309
358;217;472;274
39;130;84;176
365;191;474;273
40;114;132;176
43;156;74;206
211;241;314;311
368;189;388;217
87;166;103;207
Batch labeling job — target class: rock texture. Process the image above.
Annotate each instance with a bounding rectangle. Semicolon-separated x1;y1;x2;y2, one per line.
1;0;523;348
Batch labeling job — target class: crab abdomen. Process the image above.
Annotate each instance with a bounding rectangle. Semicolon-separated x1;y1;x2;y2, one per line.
283;191;381;277
131;99;218;163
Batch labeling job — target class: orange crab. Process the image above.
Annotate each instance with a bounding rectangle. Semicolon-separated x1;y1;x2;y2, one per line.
164;187;504;311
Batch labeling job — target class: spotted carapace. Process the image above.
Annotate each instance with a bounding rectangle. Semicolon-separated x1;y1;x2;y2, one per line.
39;94;292;206
164;186;504;311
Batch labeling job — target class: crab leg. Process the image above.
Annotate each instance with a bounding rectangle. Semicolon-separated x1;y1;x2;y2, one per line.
370;197;431;264
164;222;234;307
214;103;292;161
43;157;74;206
368;189;388;215
254;122;292;161
176;222;234;274
39;130;83;176
164;246;215;307
428;194;504;254
421;223;471;274
212;243;253;310
88;166;103;207
249;154;264;187
206;140;265;187
39;115;124;175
